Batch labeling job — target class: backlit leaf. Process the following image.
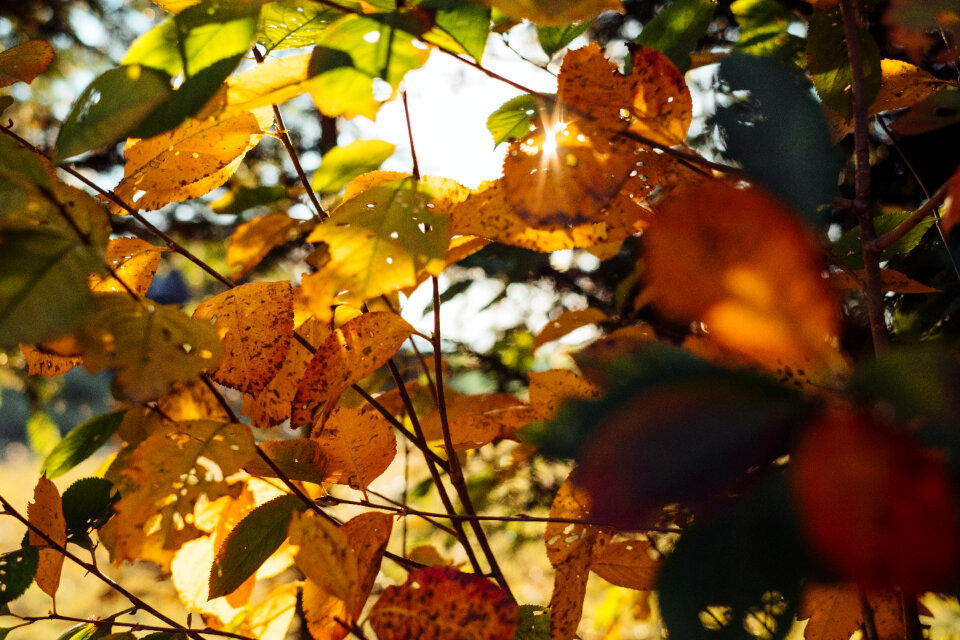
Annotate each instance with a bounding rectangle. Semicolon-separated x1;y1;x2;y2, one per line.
369;567;518;640
77;294;222;403
487;94;541;146
209;494;304;599
475;0;618;25
55;65;172;161
20;344;81;377
89;237;167;295
307;178;451;304
110;108;272;213
291;511;356;604
244;439;326;484
41;410;124;479
807;9;881;120
833;210;936;269
28;476;66;598
538;23;590;58
291;311;414;427
312;406;397;489
731;0;804;60
256;0;343;52
419;393;538;450
634;0;716;72
0;547;38;605
546;478;597;640
421;0;491;62
589;537;658;591
157;379;232;422
534;308;608;350
797;583;862;640
311;139;396;194
226;213;299;279
527;369;600;419
0;40;54;87
302;581;350;640
193;281;293;394
111;420;255;561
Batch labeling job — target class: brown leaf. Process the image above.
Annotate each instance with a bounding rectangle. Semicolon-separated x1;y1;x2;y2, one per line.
942;163;960;236
312;406;397;490
193;281;294;394
798;582;862;640
0;40;54;87
28;476;66;598
290;311;414;427
369;567;518;640
156;379;232;422
244;439;326;485
590;537;659;591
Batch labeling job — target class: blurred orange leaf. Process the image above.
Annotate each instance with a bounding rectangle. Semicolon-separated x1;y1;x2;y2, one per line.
0;40;54;87
227;213;299;279
534;308;609;350
528;369;600;419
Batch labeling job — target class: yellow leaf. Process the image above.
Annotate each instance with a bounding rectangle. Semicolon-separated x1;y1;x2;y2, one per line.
590;536;659;591
419;393;538;450
306;178;451;304
110;108;272;213
238;583;298;640
528;369;600;420
312;406;397;490
77;294;222;403
558;44;693;146
475;0;620;25
244;438;326;484
28;476;66;599
227;213;299;279
89;237;167;295
193;281;294;394
20;343;80;377
291;311;414;427
111;420;255;561
291;511;357;604
827;268;939;294
156;379;232;422
303;580;351;640
244;316;330;428
450;179;629;252
172;535;244;623
0;40;54;88
534;308;609;350
644;181;842;375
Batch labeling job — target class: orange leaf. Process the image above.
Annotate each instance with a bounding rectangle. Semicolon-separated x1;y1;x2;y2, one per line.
798;583;907;640
645;181;843;377
193;281;294;394
792;409;960;592
0;40;54;87
227;213;299;279
590;537;659;591
369;567;518;640
244;439;326;485
156;379;232;422
291;512;357;604
558;44;692;146
534;308;609;350
244;316;329;428
290;311;414;427
827;268;939;294
528;369;600;419
302;580;351;640
89;237;167;295
419;393;538;450
20;343;80;377
28;476;66;599
311;406;397;490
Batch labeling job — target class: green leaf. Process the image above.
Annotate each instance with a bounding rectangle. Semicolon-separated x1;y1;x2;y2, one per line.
311;139;396;193
807;9;881;120
42;411;124;479
731;0;803;60
486;94;540;146
257;0;344;52
832;210;936;269
62;477;119;550
420;0;491;62
26;411;60;457
513;605;550;640
0;135;49;186
0;228;99;348
716;54;839;223
0;628;10;640
0;546;38;605
635;0;716;72
536;23;590;58
54;65;172;161
658;474;807;640
209;494;304;599
55;624;100;640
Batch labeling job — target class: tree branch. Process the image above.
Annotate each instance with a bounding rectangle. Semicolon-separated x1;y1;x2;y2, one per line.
876;179;950;250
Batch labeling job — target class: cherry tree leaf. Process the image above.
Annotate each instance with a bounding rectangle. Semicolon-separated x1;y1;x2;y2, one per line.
110;108;272;214
28;477;66;598
244;439;326;484
226;213;299;279
306;178;451;304
77;294;222;403
312;406;397;490
41;410;124;479
589;537;659;591
20;344;81;377
193;281;294;394
827;268;939;294
290;512;357;604
419;393;538;450
0;547;38;605
528;369;600;420
256;1;344;53
110;420;255;562
290;311;414;427
534;308;608;350
369;567;518;640
0;40;54;87
475;0;619;25
157;379;232;423
311;139;396;194
89;237;167;295
545;478;597;640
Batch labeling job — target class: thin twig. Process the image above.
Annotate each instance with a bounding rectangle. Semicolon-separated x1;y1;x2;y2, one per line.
876;180;950;250
252;46;327;220
401;90;420;181
8;613;256;640
840;0;887;353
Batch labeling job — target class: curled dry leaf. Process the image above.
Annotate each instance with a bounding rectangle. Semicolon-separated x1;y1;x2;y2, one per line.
369;567;518;640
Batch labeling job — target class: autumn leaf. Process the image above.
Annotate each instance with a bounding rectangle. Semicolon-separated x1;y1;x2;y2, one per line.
226;213;299;279
528;369;600;419
20;344;81;377
306;177;451;304
110;420;255;562
534;308;608;350
546;478;598;640
475;0;620;25
192;281;294;394
419;393;539;450
290;311;414;428
291;511;357;604
0;40;54;87
589;536;659;591
109;108;272;213
28;477;66;599
89;237;167;295
799;583;908;640
77;294;222;403
827;268;939;294
156;379;232;422
942;162;960;236
244;439;327;484
369;567;518;640
311;406;397;490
